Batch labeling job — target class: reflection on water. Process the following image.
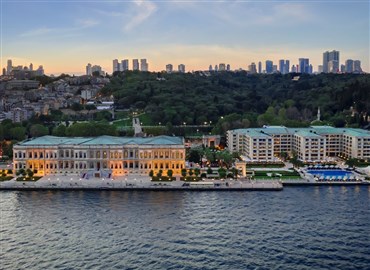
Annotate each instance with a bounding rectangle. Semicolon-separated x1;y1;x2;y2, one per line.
1;186;370;270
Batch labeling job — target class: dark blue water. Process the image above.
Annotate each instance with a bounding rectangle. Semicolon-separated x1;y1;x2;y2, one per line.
1;187;370;270
307;170;352;178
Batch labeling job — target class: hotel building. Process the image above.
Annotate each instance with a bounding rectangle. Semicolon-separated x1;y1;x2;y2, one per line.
13;135;185;178
227;126;370;162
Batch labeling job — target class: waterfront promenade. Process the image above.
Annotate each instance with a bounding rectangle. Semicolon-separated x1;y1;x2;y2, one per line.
0;175;283;191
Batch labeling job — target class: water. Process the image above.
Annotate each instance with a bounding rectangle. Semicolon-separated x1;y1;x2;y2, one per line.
307;170;353;178
1;187;370;270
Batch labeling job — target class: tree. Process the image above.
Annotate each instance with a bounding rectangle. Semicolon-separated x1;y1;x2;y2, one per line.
188;169;193;176
207;167;213;175
181;168;187;177
230;167;238;179
218;167;227;179
9;127;26;141
157;169;163;177
30;124;49;138
167;169;173;178
188;149;202;163
71;102;83;111
149;170;154;177
194;168;200;177
52;125;67;136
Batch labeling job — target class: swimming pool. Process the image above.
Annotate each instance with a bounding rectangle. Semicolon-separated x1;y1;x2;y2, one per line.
307;170;353;178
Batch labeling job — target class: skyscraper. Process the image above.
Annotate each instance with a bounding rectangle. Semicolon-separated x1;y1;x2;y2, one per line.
86;63;92;76
278;59;290;74
248;62;257;74
121;59;129;71
291;65;297;73
309;64;313;74
265;60;273;74
353;60;362;73
323;50;339;73
328;60;339;73
226;64;230;71
340;64;346;73
178;64;185;73
279;60;285;74
113;59;120;73
345;59;353;73
29;63;33;71
209;65;213;72
7;59;12;75
298;58;310;73
2;68;6;76
166;64;173;73
215;65;218;72
219;63;226;71
140;59;148;71
133;59;139;71
258;61;262;74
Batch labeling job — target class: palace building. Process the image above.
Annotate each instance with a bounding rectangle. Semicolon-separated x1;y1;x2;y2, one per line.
13;135;185;178
227;126;370;162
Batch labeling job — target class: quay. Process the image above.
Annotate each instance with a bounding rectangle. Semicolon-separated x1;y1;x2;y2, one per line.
0;176;283;191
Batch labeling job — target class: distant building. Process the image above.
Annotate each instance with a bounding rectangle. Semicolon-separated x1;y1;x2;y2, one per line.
209;65;213;72
214;65;218;72
2;68;5;76
29;63;33;71
278;60;290;74
353;60;362;73
258;61;262;74
121;59;129;71
265;60;273;74
291;65;297;73
323;50;339;73
36;65;44;76
328;60;339;73
86;63;92;76
272;65;278;73
226;64;230;71
318;65;323;73
7;107;31;123
132;59;139;71
178;64;185;73
340;64;346;73
7;59;12;75
219;63;226;71
113;59;120;73
248;62;257;74
345;59;353;73
166;64;173;73
298;58;310;73
309;64;313;74
91;65;104;76
140;59;148;71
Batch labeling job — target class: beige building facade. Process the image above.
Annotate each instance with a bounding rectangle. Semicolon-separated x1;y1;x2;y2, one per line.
13;135;186;178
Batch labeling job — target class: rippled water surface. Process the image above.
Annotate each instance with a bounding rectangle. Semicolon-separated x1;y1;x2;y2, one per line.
1;186;370;270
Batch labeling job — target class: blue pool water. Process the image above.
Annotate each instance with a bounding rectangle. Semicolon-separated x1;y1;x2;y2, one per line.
307;170;353;178
1;188;370;269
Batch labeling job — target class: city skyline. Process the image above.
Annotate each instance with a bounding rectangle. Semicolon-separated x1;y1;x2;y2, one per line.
1;0;369;75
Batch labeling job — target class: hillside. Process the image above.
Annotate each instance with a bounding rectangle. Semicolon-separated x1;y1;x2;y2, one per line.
100;71;370;132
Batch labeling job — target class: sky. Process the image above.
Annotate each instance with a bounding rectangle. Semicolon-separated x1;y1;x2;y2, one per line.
0;0;369;75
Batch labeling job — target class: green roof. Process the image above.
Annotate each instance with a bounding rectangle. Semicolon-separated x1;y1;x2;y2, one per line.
18;135;184;147
232;126;370;138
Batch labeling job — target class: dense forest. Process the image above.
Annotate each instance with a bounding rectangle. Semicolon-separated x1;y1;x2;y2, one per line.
100;71;370;133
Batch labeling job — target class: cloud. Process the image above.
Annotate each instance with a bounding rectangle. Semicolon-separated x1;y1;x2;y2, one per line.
19;19;100;37
20;27;53;37
124;0;157;31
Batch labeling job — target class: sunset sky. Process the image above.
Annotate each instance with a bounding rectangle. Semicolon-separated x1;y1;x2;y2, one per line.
1;0;369;75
